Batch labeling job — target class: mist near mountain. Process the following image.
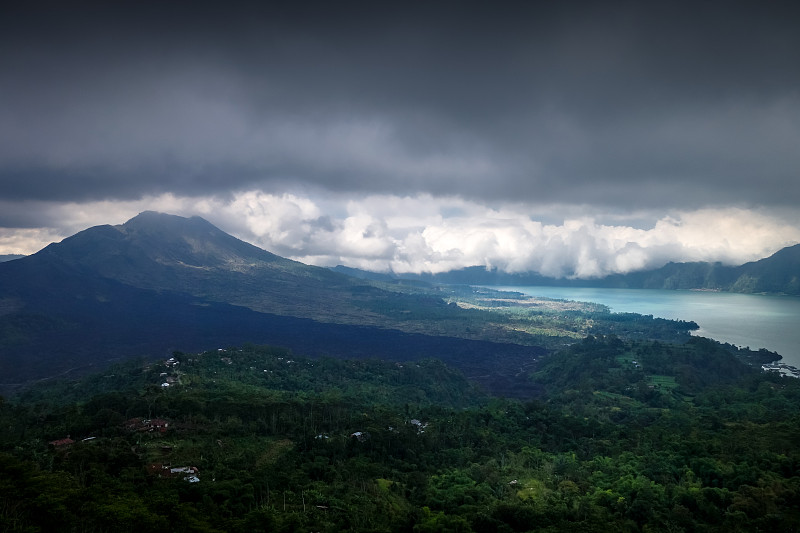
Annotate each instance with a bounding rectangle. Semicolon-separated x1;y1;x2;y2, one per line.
360;244;800;295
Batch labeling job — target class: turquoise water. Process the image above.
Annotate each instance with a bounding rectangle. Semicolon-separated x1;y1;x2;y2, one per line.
494;286;800;367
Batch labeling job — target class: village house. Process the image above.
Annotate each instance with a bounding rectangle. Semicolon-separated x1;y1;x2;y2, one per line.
350;431;371;442
409;419;429;433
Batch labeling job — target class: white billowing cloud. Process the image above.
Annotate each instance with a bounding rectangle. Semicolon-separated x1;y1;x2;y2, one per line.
212;194;800;278
0;227;65;255
648;209;799;264
409;207;800;278
224;191;323;251
1;192;798;278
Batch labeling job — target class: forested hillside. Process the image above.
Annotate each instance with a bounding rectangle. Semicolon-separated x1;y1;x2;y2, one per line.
2;338;798;532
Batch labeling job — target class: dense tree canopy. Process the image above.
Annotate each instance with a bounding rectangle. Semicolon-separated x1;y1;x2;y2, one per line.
2;338;799;532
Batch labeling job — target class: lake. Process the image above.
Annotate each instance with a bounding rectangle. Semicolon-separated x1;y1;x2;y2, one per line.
493;286;800;368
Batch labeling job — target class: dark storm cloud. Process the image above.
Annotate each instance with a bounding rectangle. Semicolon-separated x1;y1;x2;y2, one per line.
1;1;799;209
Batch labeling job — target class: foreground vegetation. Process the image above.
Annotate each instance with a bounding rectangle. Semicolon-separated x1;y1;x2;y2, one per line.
2;336;799;532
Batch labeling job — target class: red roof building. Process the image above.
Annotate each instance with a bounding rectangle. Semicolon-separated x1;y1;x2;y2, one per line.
49;438;75;447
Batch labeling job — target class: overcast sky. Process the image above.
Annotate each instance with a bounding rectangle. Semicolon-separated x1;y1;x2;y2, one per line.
2;1;799;277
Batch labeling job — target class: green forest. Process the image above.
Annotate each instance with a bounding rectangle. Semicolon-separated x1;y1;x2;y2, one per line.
2;335;799;532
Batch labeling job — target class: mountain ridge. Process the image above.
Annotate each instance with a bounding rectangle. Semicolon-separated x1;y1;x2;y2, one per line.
357;244;800;295
27;211;377;322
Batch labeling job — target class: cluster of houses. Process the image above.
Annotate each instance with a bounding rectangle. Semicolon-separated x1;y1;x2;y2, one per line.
147;463;200;483
349;418;430;442
160;357;181;387
125;417;170;433
762;362;800;378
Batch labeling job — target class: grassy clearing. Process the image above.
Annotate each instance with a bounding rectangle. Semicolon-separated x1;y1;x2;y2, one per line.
614;352;640;365
647;375;678;392
593;390;641;408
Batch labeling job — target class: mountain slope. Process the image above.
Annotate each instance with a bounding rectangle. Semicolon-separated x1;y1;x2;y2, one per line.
731;243;800;294
33;211;370;321
0;212;549;394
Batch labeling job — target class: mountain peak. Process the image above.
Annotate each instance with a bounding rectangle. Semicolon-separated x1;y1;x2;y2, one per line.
31;212;290;282
115;212;283;267
126;210;209;223
121;211;218;234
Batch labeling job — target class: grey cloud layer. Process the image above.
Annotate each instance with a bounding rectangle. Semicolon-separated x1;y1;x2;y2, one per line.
2;2;799;213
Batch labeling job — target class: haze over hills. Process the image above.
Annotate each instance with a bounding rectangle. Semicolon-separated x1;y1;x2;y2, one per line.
340;244;800;295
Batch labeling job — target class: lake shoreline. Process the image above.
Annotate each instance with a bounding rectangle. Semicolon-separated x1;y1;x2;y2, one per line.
490;285;800;370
